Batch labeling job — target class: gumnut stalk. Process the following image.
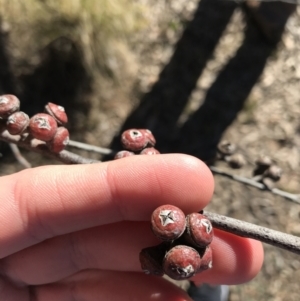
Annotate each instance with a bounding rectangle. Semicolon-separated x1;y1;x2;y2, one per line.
151;205;186;241
139;243;169;276
114;150;135;159
47;127;69;153
0;94;20;119
6;111;29;135
121;129;156;152
184;213;214;248
28;113;58;141
44;102;68;125
162;245;201;280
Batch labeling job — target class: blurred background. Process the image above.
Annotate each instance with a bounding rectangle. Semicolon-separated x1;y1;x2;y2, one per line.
0;0;300;300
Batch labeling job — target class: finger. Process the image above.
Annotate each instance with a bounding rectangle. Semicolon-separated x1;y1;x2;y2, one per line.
0;154;214;257
31;270;193;301
2;223;263;286
0;276;29;301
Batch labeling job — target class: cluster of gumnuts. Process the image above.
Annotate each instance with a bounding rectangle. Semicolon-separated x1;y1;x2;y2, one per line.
0;94;69;153
139;205;213;280
112;129;214;280
217;140;282;189
114;128;160;158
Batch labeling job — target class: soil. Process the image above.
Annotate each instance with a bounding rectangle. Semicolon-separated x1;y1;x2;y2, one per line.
1;1;300;300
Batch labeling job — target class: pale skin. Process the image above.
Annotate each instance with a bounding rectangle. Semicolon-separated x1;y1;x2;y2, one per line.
0;154;264;301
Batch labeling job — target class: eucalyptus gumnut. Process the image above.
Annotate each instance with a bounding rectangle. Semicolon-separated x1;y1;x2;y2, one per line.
184;213;214;248
6;111;29;135
151;204;186;241
263;165;282;182
162;245;201;280
121;129;155;152
253;155;272;176
0;94;20;119
114;150;135;159
47;127;69;153
140;147;160;155
44;102;68;125
217;140;236;156
227;153;246;169
142;129;156;147
29;113;58;141
198;245;213;272
139;243;169;276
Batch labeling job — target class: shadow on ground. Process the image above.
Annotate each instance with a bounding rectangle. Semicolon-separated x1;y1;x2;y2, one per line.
106;0;295;162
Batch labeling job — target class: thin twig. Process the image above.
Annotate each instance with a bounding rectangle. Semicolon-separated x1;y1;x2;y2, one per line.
68;139;115;156
203;211;300;255
0;126;99;165
209;166;300;204
9;143;31;168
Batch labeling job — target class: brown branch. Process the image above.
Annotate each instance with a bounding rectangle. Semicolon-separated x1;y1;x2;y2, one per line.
0;124;99;165
209;165;300;204
68;139;115;156
9;143;31;168
203;211;300;255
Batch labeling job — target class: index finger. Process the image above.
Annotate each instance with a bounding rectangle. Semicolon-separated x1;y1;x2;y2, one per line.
0;154;214;257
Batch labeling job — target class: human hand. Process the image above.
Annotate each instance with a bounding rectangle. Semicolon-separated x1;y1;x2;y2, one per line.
0;154;263;301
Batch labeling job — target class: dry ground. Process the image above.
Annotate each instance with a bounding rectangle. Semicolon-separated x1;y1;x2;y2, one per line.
1;1;300;300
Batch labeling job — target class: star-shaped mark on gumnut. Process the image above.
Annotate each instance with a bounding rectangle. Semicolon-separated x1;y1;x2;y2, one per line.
159;210;175;226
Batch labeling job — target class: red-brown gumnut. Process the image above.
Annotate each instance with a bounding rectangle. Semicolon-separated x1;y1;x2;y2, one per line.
121;128;156;152
121;129;148;151
139;243;169;276
162;245;201;280
6;111;29;135
140;147;160;155
0;95;20;119
151;205;186;241
45;102;68;125
29;113;58;141
198;245;213;272
47;127;69;153
114;150;135;159
141;129;156;147
184;213;214;248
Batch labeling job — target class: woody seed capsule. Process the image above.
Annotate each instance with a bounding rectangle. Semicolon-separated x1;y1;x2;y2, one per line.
121;129;155;152
29;113;58;141
6;111;29;135
184;213;214;248
151;204;186;241
139;243;169;276
114;150;135;159
45;102;68;125
140;147;160;155
163;245;201;280
0;94;20;119
47;127;69;153
198;245;213;272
